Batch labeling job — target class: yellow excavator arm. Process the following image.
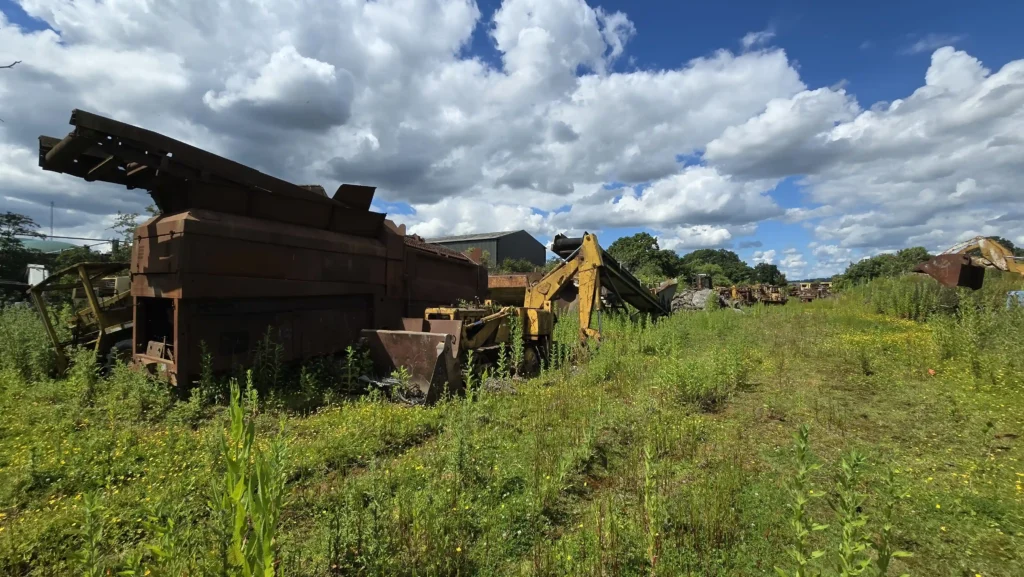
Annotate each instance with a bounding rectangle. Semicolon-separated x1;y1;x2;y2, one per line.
947;236;1023;275
524;232;670;342
524;233;604;342
914;236;1023;289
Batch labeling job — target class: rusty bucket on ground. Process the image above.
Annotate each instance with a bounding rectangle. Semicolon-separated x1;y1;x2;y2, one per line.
912;254;986;290
360;329;464;403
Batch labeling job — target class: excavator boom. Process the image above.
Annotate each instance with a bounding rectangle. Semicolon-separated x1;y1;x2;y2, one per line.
913;236;1023;290
526;233;669;342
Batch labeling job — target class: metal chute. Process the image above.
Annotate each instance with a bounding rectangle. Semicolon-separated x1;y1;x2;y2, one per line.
360;329;463;403
912;254;986;290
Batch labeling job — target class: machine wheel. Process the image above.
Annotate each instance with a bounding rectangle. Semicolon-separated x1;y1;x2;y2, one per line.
522;344;541;377
104;339;134;372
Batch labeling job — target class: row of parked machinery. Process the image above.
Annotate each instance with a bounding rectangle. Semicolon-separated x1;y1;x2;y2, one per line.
29;109;671;401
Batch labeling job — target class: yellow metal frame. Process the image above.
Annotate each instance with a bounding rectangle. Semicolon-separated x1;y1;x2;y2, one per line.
424;305;554;350
946;237;1023;275
27;262;132;374
524;233;603;342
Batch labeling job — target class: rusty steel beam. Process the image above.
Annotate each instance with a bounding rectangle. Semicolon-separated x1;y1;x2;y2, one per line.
67;109;321;202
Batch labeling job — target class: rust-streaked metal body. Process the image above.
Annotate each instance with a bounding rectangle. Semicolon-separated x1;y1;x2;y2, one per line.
27;262;133;373
360;329;462;402
39;109;486;387
914;254;985;290
913;237;1021;290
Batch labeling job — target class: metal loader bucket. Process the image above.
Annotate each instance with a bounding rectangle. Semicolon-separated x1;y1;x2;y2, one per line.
360;329;463;403
912;254;985;290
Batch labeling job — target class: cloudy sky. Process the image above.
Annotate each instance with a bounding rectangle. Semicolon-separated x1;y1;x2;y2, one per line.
1;0;1022;279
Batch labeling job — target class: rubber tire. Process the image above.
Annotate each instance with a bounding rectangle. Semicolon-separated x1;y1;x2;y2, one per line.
104;339;134;371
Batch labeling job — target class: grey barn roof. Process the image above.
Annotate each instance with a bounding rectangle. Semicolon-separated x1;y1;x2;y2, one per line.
425;230;523;243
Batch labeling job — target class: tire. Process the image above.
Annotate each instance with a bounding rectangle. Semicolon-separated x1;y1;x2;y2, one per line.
104;339;134;372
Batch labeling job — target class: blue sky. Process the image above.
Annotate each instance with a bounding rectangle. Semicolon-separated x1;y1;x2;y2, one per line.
401;0;1023;270
2;0;1022;279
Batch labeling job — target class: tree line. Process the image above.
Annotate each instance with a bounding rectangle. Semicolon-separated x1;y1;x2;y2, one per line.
0;210;142;301
834;236;1022;287
604;232;787;287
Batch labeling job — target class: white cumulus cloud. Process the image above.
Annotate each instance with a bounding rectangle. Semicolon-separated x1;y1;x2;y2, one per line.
0;2;1020;273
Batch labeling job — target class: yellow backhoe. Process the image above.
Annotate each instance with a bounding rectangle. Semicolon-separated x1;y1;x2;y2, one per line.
361;232;670;398
913;236;1023;290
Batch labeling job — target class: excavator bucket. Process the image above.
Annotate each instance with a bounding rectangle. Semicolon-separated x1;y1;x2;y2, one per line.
360;328;463;403
913;254;986;290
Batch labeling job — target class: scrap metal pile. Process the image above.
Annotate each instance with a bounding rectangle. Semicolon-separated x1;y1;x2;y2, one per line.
38;109;486;398
34;110;675;402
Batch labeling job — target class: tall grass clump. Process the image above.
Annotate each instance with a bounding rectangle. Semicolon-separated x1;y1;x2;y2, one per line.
853;276;949;321
0;304;59;381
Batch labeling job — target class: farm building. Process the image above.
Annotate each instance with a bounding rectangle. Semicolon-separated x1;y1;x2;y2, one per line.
426;230;546;268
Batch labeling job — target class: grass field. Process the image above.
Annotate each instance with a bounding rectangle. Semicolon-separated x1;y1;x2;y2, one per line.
0;274;1022;576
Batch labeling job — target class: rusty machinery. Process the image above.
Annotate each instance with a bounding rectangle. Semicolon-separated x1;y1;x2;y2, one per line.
27;262;133;373
913;236;1023;290
754;284;789;305
39;109;487;400
793;281;832;303
361;232;671;386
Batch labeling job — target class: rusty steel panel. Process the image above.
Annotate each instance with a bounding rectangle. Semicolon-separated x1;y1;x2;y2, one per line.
424;319;464;355
488;273;541;288
333;184;376;211
361;329;463;403
39;109;489;394
913;254;986;290
142;295;374;384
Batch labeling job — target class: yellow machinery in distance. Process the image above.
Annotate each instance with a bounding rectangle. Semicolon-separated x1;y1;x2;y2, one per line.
422;232;668;367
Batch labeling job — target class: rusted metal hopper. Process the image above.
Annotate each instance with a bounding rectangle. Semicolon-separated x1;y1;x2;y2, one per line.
38;109;487;391
360;329;463;403
912;254;985;290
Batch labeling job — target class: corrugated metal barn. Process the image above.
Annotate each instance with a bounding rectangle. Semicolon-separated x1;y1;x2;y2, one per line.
426;230;546;267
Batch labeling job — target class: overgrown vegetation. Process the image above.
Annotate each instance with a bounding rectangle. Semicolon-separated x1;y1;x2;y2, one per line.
606;231;787;287
835;236;1024;288
0;271;1022;575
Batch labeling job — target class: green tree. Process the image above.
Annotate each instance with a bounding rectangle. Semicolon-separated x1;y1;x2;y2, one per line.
109;211;140;262
691;263;732;287
493;258;536;273
0;212;44;297
680;248;753;284
837;246;933;286
607;232;659;272
606;232;686;281
54;246;110;271
752;262;787;286
541;257;562;274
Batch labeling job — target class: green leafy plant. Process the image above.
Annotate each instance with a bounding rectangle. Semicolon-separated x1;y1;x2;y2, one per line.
776;424;828;577
508;312;525;377
871;470;912;577
830;451;871;576
211;374;289;577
